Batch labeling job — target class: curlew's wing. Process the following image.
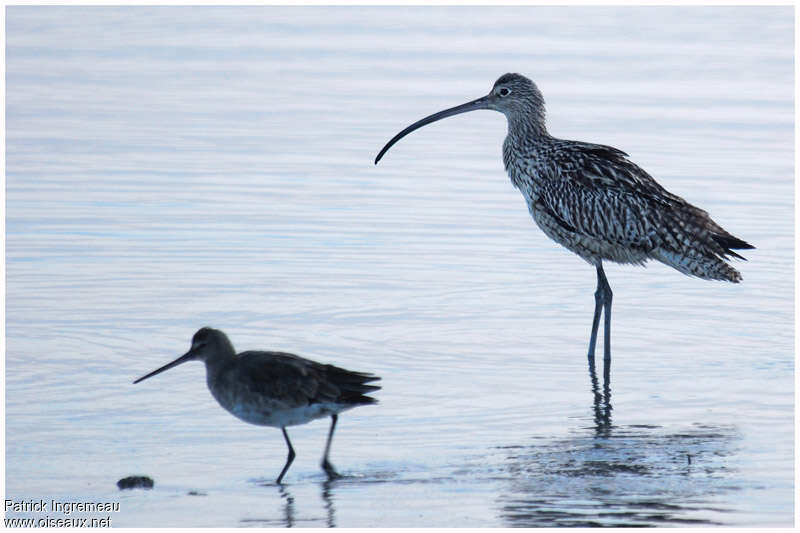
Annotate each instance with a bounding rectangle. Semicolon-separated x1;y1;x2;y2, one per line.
534;141;752;260
547;141;685;207
227;351;380;408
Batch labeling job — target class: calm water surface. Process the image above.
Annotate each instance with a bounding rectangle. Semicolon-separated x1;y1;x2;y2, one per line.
6;6;793;527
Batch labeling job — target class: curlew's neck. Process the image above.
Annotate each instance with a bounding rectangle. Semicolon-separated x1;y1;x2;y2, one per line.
502;108;553;193
505;104;548;142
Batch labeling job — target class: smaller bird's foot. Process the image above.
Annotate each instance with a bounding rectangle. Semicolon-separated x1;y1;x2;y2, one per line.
321;460;341;480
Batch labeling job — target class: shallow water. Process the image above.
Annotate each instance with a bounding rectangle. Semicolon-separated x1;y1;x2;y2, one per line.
5;6;793;527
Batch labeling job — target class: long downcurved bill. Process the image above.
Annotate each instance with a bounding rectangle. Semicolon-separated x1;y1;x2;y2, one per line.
374;95;491;164
133;351;195;384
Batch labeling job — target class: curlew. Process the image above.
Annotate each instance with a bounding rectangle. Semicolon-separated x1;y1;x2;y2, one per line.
134;327;380;484
375;73;753;363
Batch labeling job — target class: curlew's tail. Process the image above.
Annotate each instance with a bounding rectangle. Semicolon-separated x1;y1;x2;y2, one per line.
712;233;755;260
651;224;754;283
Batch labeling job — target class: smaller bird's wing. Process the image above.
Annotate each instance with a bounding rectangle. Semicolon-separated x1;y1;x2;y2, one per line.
231;351;379;408
228;351;333;408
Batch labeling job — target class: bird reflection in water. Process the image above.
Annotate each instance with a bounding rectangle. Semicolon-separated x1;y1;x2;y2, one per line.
588;355;612;436
321;479;337;528
240;480;337;527
279;485;295;528
496;355;737;527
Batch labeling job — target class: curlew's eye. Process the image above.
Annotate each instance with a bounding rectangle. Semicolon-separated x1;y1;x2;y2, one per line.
498;87;511;97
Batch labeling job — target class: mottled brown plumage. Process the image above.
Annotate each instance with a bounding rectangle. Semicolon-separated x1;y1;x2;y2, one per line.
134;327;380;483
375;72;753;362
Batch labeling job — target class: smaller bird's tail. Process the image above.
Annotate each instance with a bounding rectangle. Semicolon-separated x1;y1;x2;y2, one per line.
325;365;381;405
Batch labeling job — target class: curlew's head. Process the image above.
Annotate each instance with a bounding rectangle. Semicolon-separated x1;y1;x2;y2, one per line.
133;327;236;384
489;73;546;120
375;73;547;164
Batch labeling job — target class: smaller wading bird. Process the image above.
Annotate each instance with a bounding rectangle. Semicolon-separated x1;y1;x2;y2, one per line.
375;73;753;364
134;327;381;484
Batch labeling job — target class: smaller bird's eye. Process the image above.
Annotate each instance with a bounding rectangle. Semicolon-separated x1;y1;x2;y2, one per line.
498;87;511;97
192;331;211;348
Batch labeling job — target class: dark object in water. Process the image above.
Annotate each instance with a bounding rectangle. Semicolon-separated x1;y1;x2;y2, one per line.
117;475;154;490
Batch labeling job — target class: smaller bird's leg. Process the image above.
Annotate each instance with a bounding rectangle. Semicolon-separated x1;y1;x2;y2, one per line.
276;427;296;484
587;263;606;362
321;414;341;479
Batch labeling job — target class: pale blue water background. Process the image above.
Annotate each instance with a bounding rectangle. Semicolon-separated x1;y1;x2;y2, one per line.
5;6;793;527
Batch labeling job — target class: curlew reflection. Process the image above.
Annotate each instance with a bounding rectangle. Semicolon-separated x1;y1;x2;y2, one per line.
588;355;612;436
497;382;739;528
499;422;739;526
493;349;741;526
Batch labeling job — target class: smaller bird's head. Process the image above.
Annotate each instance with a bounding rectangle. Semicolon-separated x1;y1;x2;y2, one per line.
133;327;235;384
375;72;547;164
183;327;235;362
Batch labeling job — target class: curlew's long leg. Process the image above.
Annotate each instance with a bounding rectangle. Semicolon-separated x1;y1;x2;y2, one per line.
276;427;296;484
321;414;341;479
587;263;613;364
587;264;604;361
599;264;613;365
